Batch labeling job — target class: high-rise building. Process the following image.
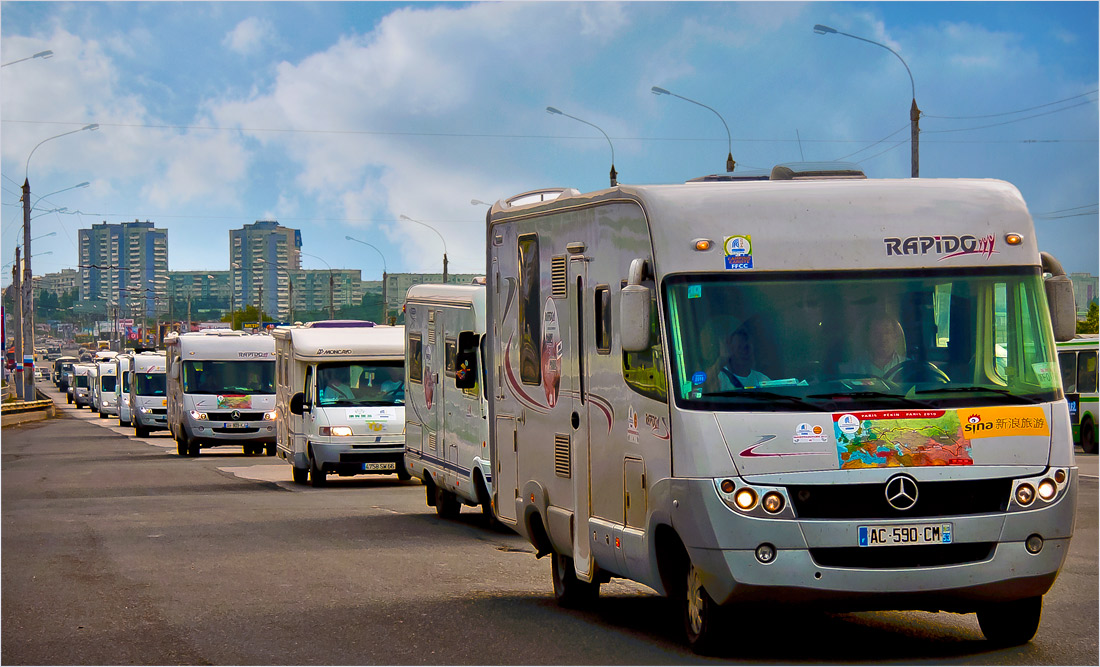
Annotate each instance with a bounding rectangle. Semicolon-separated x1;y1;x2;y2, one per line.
166;271;231;319
78;220;168;318
229;220;301;320
33;269;79;298
1069;272;1098;317
288;269;364;318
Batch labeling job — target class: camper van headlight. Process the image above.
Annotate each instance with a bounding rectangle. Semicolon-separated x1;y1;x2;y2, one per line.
139;406;152;414
319;426;353;437
189;410;209;421
263;410;277;421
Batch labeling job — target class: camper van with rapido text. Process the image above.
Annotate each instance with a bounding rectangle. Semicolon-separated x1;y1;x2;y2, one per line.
485;166;1078;651
166;330;276;457
273;322;408;486
130;351;168;437
403;283;492;520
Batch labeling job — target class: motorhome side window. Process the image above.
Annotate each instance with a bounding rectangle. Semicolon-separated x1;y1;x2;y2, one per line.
622;277;667;401
304;366;313;401
409;334;423;384
595;286;611;354
456;331;479;395
444;338;458;377
518;233;541;386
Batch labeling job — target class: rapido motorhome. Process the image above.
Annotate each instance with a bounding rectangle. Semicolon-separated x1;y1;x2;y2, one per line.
166;330;276;457
130;351;168;437
485;166;1078;651
403;283;492;520
273;322;408;486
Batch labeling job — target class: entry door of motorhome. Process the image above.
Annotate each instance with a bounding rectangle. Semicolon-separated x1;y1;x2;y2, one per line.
569;256;593;576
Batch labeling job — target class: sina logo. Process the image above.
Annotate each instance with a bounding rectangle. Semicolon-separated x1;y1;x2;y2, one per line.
967;414;981;424
964;413;992;433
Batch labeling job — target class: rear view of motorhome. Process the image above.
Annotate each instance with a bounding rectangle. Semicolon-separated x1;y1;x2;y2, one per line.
485;168;1078;651
130;351;168;437
403;284;492;519
274;322;408;486
165;330;277;457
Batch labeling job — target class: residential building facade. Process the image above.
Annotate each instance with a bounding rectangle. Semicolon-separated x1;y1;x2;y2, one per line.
78;220;168;318
230;220;301;321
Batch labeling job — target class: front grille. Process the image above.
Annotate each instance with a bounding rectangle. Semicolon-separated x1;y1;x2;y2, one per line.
211;427;259;434
810;543;995;569
207;411;265;421
788;478;1012;520
340;452;403;464
149;408;167;415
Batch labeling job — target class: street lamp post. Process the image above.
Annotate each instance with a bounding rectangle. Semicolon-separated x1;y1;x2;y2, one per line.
21;123;99;400
814;24;919;177
546;106;618;187
345;235;390;323
651;86;736;172
1;50;53;68
398;215;449;284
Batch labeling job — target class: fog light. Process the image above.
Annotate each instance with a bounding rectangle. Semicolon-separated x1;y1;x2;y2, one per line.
1054;469;1067;484
1015;483;1036;506
762;491;784;514
755;543;776;564
1025;534;1044;554
734;488;757;510
720;479;736;494
1037;479;1057;500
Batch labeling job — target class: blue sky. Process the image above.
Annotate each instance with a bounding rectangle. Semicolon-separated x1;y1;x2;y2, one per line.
2;1;1097;286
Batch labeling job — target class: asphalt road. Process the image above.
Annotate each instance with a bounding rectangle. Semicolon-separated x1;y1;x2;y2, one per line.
3;385;1097;665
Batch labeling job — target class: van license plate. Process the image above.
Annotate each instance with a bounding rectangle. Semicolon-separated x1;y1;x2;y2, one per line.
858;523;952;547
363;462;396;471
223;422;248;429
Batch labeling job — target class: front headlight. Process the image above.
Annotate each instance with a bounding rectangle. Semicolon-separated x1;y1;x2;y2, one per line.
319;426;353;436
189;410;209;421
139;406;151;414
263;410;277;421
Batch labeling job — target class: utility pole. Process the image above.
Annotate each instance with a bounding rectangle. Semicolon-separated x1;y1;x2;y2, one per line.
910;98;920;178
12;249;24;399
328;270;335;319
21;179;34;400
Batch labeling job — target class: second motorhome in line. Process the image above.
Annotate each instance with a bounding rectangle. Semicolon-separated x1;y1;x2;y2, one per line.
130;351;168;437
166;330;277;457
485;167;1078;651
403;283;492;519
72;364;94;408
115;353;133;426
95;358;119;419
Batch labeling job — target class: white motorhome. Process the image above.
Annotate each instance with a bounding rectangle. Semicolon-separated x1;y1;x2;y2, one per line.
115;353;134;426
95;359;119;419
275;322;408;486
87;364;100;412
165;330;277;457
403;284;492;519
485;167;1078;651
72;363;95;408
130;351;168;437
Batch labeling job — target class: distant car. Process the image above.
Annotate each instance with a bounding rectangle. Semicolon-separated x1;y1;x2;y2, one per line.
34;368;45;382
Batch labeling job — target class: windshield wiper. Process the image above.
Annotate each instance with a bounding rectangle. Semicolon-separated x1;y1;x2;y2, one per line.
914;386;1043;404
701;390;816;409
806;391;935;408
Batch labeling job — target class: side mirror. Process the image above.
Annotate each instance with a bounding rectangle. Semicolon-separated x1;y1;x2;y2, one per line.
620;258;652;353
455;351;478;389
1042;252;1077;342
289;392;306;416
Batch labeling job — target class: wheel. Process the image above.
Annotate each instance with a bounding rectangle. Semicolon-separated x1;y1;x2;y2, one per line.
120;419;131;427
136;425;149;438
435;489;461;518
683;561;724;654
265;443;276;456
291;465;309;485
175;429;189;456
243;444;255;456
309;454;327;487
188;441;201;456
396;466;411;481
1081;417;1097;454
977;596;1042;646
98;410;107;419
476;476;498;526
424;478;438;507
66;394;72;404
551;553;600;608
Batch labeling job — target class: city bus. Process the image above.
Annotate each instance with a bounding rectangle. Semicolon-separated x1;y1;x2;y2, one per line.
1057;334;1098;453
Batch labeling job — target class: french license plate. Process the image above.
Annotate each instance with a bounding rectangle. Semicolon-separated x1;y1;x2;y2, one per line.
858;523;952;547
222;422;249;429
363;462;396;472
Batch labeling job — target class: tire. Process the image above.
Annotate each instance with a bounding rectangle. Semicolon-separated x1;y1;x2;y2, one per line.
435;489;461;518
551;553;600;609
99;411;107;419
309;454;327;487
136;425;149;438
424;478;438;507
396;464;411;481
683;561;724;655
476;475;498;526
1081;417;1097;454
292;465;309;485
176;430;189;456
188;441;201;457
265;443;276;456
66;395;72;404
977;596;1042;646
243;444;255;456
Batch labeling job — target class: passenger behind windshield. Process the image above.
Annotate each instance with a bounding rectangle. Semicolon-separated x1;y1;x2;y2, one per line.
317;362;404;407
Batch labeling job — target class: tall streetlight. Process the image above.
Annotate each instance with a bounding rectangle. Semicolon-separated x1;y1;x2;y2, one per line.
301;252;336;319
398;214;449;284
546;106;618;186
1;50;53;68
345;235;389;322
814;24;919;177
470;199;492;207
32;181;89;209
651;86;736;172
21;123;99;399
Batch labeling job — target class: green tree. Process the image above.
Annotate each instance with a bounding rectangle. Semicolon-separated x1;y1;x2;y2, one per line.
1078;302;1098;334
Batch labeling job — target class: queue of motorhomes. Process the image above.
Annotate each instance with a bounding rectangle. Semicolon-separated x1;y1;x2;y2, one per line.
72;364;94;408
165;330;277;457
403;283;493;520
95;357;120;419
483;167;1078;651
1057;334;1098;454
273;321;409;485
115;354;134;426
54;356;77;392
130;351;169;438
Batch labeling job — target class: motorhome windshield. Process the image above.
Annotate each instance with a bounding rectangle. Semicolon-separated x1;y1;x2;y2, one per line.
120;371;130;393
100;375;117;393
664;267;1059;412
135;372;166;396
74;375;89;388
182;361;275;395
317;360;404;407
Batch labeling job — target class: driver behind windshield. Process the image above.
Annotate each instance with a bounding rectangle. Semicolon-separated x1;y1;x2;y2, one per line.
320;372;355;403
840;316;907;378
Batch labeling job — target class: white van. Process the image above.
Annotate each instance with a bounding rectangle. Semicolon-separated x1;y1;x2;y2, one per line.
72;364;95;408
274;322;408;486
94;359;119;418
485;167;1078;651
165;330;276;457
403;284;492;519
115;354;134;426
130;351;168;437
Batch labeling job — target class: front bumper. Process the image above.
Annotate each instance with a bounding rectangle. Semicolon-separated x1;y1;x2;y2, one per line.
311;439;405;475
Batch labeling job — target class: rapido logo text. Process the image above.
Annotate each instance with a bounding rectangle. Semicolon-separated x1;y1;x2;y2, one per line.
238;351;272;359
883;234;996;261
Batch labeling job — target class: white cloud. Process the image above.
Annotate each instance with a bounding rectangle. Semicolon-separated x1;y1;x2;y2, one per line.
222;17;277;56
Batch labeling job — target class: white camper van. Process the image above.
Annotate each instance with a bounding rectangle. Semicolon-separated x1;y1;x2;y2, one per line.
165;330;276;457
274;322;408;486
485;168;1078;651
403;284;492;519
115;353;134;426
95;359;119;419
72;363;95;408
130;351;168;437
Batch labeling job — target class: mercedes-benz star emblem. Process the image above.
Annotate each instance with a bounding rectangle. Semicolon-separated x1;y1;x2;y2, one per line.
231;410;241;421
884;474;919;511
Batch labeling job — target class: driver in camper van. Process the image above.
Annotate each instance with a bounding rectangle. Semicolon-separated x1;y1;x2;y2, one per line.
717;324;771;390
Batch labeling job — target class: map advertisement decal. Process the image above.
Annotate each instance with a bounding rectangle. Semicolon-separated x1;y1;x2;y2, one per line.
834;410;973;468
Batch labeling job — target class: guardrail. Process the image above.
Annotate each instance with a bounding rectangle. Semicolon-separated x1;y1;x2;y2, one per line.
1;392;57;426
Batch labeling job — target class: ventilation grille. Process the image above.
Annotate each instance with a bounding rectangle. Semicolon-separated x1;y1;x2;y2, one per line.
428;432;437;452
554;433;571;478
551;256;568;298
428;321;436;345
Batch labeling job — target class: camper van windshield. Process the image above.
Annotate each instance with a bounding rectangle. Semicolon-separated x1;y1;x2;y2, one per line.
100;375;117;393
664;267;1059;412
135;373;166;396
316;361;404;407
74;374;88;388
182;361;275;395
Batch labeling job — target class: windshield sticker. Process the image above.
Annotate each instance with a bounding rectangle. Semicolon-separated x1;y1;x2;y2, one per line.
217;394;252;409
834;410;974;468
794;423;828;444
961;406;1049;439
688;284;702;299
724;235;753;270
883;234;997;261
1031;362;1055;385
692;371;707;385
